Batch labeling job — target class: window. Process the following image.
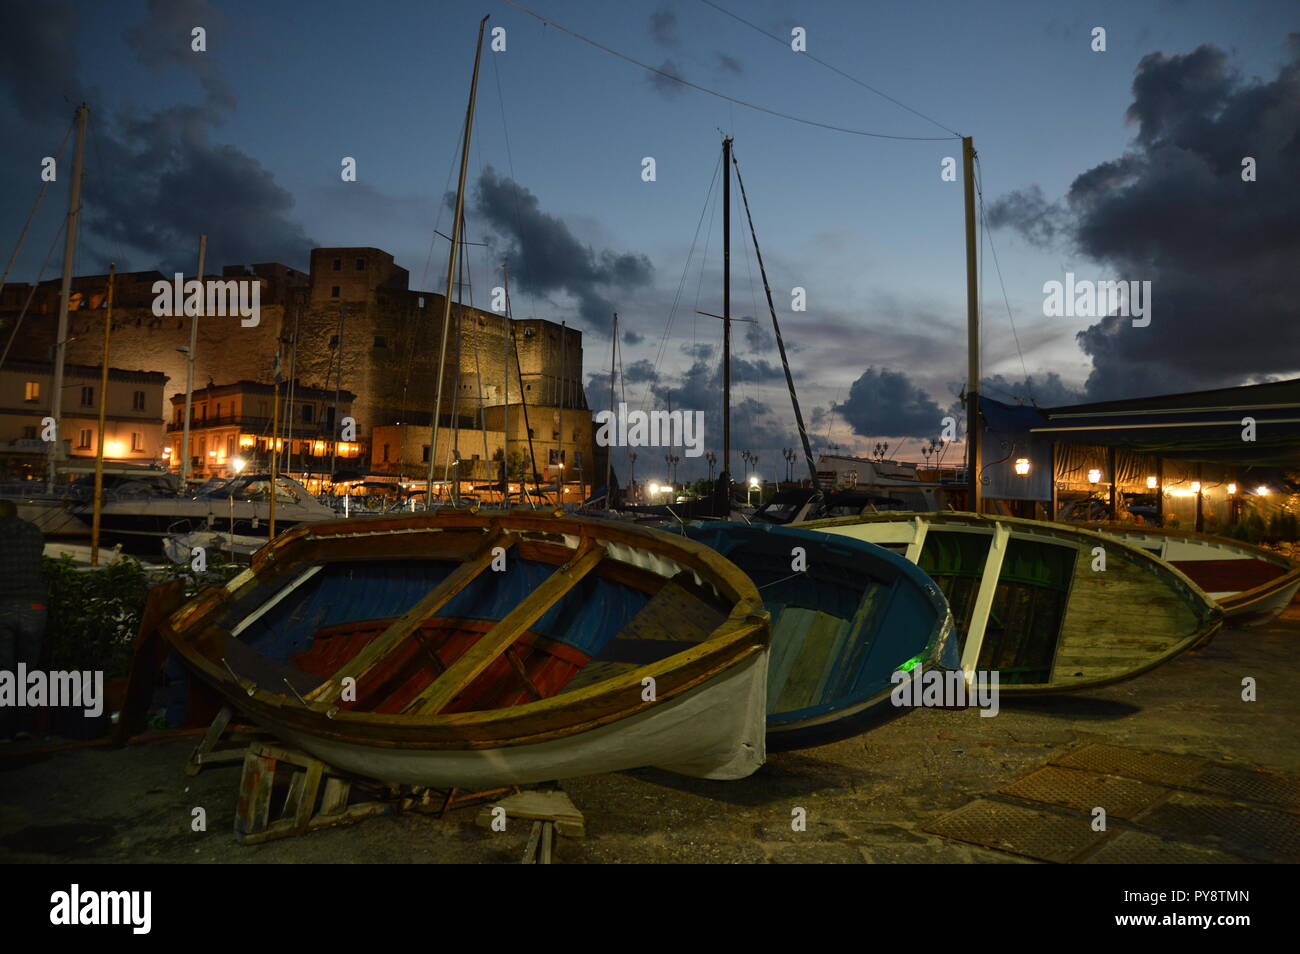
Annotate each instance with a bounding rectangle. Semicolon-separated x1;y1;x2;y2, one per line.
523;328;534;338
552;431;560;440
421;445;430;463
301;404;313;423
258;401;268;417
78;429;92;449
226;436;234;458
373;335;386;348
132;432;144;452
574;451;583;468
382;443;390;463
215;402;222;419
355;258;365;270
80;385;94;407
331;286;340;298
332;258;341;271
23;381;39;402
132;390;146;410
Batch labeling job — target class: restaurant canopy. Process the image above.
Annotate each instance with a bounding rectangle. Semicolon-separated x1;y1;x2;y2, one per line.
1019;378;1300;468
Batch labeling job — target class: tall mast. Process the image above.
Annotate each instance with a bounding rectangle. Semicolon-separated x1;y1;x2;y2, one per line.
427;14;489;508
605;312;617;508
47;103;88;492
180;233;206;487
90;263;114;566
720;135;733;510
963;136;980;514
501;263;510;505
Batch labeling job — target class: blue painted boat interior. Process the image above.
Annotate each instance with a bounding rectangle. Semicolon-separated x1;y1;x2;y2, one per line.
237;558;650;664
684;522;955;732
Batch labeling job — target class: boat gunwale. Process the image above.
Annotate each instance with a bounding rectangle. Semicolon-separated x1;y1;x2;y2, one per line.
1077;521;1300;616
795;510;1225;693
159;509;772;749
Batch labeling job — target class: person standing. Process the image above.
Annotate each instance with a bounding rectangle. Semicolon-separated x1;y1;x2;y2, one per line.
0;499;48;742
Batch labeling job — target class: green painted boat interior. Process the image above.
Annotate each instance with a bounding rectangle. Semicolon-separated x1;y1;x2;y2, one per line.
917;531;1077;685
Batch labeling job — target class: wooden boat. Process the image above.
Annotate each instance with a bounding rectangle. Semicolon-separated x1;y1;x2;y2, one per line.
796;512;1222;694
1081;524;1300;626
159;509;771;788
684;522;957;749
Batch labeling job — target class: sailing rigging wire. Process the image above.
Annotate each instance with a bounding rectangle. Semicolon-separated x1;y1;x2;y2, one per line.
0;117;75;300
643;150;722;411
695;0;963;139
974;154;1033;402
0;218;67;371
491;49;540;320
498;0;957;142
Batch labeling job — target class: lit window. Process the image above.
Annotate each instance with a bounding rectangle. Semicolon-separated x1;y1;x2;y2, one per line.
23;381;40;402
131;432;144;452
78;429;92;449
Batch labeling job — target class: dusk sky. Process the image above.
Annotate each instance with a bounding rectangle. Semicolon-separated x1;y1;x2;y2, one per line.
3;0;1298;482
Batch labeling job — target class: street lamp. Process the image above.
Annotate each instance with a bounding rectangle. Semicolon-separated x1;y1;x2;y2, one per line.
1014;458;1030;476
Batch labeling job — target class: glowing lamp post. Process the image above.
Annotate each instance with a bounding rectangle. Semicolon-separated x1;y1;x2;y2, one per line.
1014;458;1030;477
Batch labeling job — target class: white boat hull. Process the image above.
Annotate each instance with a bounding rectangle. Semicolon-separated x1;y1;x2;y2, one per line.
270;650;769;789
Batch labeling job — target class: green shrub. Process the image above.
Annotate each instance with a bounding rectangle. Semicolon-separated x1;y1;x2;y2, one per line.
42;555;243;678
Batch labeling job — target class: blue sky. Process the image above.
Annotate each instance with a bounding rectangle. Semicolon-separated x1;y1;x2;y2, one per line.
3;0;1298;480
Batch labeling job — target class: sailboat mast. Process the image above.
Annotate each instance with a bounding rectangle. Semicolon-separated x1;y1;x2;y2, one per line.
47;103;88;492
180;234;206;488
721;135;733;504
427;13;489;508
501;263;510;505
605;312;617;508
963;136;980;514
90;264;114;567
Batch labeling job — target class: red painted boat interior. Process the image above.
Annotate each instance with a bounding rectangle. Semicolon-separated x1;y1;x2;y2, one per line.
1169;559;1286;594
293;617;590;714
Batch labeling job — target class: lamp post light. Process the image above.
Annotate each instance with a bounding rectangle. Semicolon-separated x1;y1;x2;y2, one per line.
747;474;760;507
705;451;716;484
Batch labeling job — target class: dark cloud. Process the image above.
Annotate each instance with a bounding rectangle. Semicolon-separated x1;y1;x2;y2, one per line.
716;52;744;75
978;372;1086;408
473;166;654;333
623;329;645;346
0;0;314;276
744;320;774;351
990;41;1300;400
834;368;946;439
984;185;1068;249
0;0;82;123
649;7;678;47
624;358;658;383
649;59;688;99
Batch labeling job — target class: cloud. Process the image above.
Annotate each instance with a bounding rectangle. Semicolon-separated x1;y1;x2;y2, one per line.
649;7;678;47
978;372;1086;408
472;166;654;334
834;368;946;439
716;52;744;75
990;41;1300;400
625;358;659;383
649;59;688;98
0;0;314;276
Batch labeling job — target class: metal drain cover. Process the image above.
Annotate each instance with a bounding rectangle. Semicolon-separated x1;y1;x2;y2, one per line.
922;799;1098;863
1137;792;1300;862
1052;743;1206;785
1191;766;1300;812
1082;830;1246;865
1001;766;1169;820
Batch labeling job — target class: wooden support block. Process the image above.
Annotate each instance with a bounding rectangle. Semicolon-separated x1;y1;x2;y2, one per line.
235;752;276;838
476;789;586;838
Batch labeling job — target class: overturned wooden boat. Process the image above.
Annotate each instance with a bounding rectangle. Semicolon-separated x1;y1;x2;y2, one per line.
159;510;771;788
684;522;957;749
796;512;1222;694
1082;524;1300;626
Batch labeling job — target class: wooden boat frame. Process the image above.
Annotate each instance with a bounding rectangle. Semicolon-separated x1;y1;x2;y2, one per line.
797;511;1223;694
1077;522;1300;624
159;509;770;765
